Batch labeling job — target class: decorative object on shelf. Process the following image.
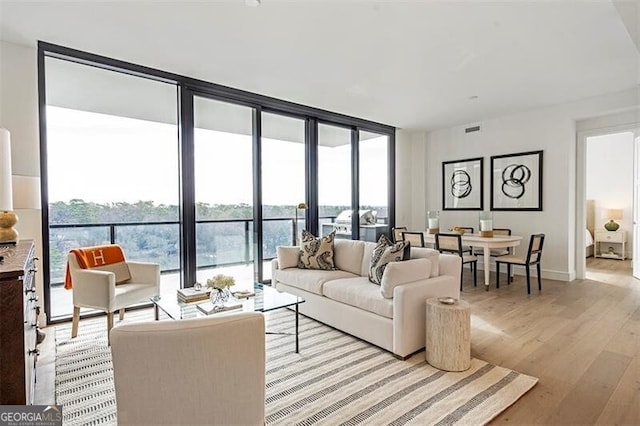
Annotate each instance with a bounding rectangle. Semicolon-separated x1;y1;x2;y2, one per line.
603;208;622;231
0;128;17;244
442;157;484;211
478;211;494;237
294;202;308;245
490;150;543;211
427;211;440;234
207;274;236;309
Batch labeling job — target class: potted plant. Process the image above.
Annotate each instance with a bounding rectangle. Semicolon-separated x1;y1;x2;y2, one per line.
206;274;236;307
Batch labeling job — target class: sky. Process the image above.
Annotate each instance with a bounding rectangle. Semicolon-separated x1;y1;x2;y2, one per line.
47;106;388;207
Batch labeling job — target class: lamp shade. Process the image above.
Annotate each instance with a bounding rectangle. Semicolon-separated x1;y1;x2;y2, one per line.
12;175;41;210
607;209;622;220
0;129;13;212
604;209;623;220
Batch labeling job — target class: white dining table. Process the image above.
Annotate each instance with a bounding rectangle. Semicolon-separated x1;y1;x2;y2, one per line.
423;233;523;290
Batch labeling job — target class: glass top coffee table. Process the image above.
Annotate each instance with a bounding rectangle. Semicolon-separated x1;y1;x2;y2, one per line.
150;283;305;353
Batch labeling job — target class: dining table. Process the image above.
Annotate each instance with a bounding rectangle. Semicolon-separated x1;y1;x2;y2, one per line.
423;233;523;290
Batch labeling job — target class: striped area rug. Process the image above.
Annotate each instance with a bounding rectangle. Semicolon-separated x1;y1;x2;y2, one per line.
56;309;537;425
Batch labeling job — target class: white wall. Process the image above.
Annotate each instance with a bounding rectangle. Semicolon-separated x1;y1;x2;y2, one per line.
399;88;639;282
586;131;634;258
0;40;45;322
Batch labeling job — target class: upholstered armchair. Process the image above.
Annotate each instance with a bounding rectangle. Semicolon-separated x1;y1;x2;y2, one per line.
66;251;160;342
110;312;266;426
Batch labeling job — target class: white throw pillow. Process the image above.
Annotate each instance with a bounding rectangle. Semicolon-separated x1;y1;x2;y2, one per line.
277;246;300;269
380;258;432;299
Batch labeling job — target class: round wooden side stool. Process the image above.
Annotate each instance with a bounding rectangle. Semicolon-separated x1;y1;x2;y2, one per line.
425;297;471;371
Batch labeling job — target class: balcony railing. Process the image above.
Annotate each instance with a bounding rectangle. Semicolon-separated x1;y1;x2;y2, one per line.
48;217;340;286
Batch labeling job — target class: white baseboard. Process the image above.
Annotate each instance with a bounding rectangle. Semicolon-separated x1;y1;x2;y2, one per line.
475;263;573;282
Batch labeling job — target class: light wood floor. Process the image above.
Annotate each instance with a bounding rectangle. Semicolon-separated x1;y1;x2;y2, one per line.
34;258;639;424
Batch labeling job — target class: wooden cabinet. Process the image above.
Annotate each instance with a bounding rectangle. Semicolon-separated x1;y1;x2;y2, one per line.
0;240;40;405
594;230;627;260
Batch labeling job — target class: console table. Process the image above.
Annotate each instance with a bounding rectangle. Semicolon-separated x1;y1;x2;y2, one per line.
0;240;41;404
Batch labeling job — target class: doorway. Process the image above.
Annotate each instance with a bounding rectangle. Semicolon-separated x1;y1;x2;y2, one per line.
583;131;635;281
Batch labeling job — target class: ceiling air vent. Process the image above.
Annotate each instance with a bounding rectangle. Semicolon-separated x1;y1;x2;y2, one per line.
465;125;481;134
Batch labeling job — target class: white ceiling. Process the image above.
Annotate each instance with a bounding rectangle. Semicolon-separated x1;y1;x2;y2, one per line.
0;0;638;131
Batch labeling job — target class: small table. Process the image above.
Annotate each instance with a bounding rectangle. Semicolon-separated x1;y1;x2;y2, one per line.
425;298;471;372
151;283;305;353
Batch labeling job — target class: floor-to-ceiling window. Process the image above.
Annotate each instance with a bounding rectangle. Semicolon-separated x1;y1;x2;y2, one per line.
44;56;179;320
359;130;389;240
39;42;395;323
318;124;352;238
261;112;306;281
193;97;255;285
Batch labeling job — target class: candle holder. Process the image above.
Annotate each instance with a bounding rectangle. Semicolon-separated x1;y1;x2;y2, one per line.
479;211;493;237
427;211;439;234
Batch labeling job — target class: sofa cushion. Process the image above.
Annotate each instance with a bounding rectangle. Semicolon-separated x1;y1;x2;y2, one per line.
274;268;357;295
380;258;432;299
298;230;336;270
323;277;393;319
368;235;410;285
277;246;300;270
333;239;365;276
409;247;440;277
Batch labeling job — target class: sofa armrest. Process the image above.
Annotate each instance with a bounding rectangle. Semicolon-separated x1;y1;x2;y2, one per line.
127;261;160;292
438;253;461;278
72;269;116;310
391;270;461;357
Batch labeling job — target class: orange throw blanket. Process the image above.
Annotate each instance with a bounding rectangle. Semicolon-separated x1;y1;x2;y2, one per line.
64;244;131;289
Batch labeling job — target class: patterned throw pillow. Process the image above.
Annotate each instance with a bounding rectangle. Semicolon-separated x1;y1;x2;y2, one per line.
298;230;336;270
369;234;411;285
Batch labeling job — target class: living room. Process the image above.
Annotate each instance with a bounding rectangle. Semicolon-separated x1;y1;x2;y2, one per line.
0;1;638;424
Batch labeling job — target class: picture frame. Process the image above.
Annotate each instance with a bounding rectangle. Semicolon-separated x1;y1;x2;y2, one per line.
490;150;543;211
442;157;484;210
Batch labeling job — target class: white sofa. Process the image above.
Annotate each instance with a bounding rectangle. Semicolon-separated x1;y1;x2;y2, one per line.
272;238;461;359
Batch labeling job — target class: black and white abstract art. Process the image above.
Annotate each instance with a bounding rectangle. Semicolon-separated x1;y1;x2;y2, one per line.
490;150;543;211
442;157;483;210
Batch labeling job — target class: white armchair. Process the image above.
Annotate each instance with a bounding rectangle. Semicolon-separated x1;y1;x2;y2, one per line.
67;252;160;343
110;312;266;426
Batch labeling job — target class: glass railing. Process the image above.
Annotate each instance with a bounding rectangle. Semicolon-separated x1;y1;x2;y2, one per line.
48;217;342;285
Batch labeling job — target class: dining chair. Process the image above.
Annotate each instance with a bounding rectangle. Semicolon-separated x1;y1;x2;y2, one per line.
435;233;477;290
392;226;407;243
458;227;474;254
495;233;545;294
401;231;425;247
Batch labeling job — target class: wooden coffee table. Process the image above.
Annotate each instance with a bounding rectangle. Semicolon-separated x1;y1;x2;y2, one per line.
151;283;305;353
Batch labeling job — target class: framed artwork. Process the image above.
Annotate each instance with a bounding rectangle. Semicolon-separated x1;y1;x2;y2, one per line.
442;157;483;210
490;150;543;211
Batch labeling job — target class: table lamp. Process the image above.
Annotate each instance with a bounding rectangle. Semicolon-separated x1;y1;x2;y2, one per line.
603;208;622;231
0;129;17;244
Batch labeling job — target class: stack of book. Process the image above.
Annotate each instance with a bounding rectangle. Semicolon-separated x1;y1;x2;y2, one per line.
177;288;210;303
197;301;243;315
